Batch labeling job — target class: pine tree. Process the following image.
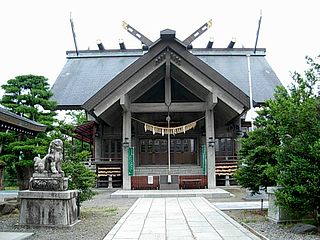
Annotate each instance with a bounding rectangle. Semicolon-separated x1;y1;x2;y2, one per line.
1;74;56;126
0;75;57;188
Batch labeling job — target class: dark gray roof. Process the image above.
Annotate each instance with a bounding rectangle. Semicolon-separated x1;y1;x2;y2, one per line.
51;48;281;109
196;50;280;103
0;107;47;134
52;51;139;109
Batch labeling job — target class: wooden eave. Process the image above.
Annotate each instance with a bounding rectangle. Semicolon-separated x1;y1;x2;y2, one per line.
0;110;47;134
74;121;96;144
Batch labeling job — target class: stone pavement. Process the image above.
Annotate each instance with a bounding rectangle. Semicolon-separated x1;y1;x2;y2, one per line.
0;190;18;202
213;201;269;210
0;232;34;240
111;188;231;199
103;197;261;240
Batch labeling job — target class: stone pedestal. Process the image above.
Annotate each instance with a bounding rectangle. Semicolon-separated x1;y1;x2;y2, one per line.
29;173;68;191
159;175;179;190
267;186;289;223
18;190;79;227
267;186;311;223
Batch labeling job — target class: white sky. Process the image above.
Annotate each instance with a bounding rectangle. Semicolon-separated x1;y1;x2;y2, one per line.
0;0;319;96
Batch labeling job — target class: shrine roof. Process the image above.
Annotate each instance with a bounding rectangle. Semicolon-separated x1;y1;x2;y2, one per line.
51;47;281;110
0;107;47;134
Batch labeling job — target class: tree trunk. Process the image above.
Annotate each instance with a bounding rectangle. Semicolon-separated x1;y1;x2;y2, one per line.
16;165;33;190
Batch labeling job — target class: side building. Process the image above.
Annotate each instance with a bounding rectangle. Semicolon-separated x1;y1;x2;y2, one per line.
51;29;281;190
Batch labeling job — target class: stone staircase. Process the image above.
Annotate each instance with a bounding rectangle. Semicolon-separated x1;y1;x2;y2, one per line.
135;165;203;176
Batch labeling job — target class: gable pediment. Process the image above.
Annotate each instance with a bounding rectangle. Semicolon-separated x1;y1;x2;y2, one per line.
133;77;203;104
83;36;250;117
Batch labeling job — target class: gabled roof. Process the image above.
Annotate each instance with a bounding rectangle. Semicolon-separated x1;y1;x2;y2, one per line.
0;107;47;134
51;31;281;110
51;50;139;109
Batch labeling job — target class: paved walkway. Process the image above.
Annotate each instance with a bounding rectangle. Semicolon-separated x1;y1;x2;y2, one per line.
213;201;268;210
0;232;34;240
103;197;260;240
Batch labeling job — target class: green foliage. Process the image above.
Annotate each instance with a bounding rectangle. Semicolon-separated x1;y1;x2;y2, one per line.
235;56;320;223
52;110;92;163
0;75;95;197
15;159;34;168
0;74;57;188
50;110;94;201
1;75;56;127
66;110;87;125
62;159;96;202
235;127;279;193
1;154;17;186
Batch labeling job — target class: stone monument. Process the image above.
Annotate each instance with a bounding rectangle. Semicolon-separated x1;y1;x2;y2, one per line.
18;139;79;227
267;186;312;223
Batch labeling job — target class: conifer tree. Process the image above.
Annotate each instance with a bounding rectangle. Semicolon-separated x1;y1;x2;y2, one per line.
235;56;320;224
0;75;57;188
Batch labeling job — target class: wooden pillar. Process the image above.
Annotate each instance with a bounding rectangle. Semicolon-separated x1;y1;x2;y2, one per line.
206;108;216;188
122;109;132;190
94;125;102;159
165;48;171;106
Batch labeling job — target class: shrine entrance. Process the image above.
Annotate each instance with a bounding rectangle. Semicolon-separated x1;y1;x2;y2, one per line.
81;27;251;189
139;138;196;165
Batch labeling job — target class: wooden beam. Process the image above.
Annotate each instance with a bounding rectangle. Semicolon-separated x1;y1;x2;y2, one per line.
120;94;130;112
129;66;164;102
214;89;244;114
165;48;171;106
183;20;213;46
171;60;245;114
169;41;250;108
83;40;168;111
207;92;217;110
171;66;209;101
130;102;206;113
122;21;153;46
94;61;165;116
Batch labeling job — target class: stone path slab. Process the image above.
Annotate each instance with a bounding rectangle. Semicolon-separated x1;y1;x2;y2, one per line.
213;201;269;210
0;232;34;240
0;190;18;201
103;197;261;240
110;189;231;199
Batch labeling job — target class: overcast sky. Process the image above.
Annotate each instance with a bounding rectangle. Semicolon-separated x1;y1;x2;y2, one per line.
0;0;319;95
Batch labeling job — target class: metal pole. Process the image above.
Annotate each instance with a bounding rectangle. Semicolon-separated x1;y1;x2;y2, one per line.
247;54;255;130
254;10;262;54
166;115;171;176
70;13;79;56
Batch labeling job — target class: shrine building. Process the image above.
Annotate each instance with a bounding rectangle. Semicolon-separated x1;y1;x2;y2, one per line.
51;24;281;190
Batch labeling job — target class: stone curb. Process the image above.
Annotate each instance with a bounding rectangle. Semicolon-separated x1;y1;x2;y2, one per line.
241;222;269;240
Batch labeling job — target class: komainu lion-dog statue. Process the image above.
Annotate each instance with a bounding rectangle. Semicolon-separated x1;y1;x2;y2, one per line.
33;139;64;175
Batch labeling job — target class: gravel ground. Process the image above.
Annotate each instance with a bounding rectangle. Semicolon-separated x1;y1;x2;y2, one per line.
0;189;136;240
225;209;320;240
0;187;319;240
218;187;319;240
